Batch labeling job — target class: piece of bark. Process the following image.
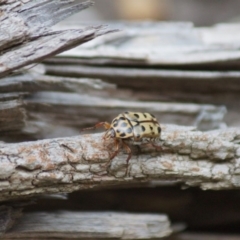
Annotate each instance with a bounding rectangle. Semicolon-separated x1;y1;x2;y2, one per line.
0;71;116;140
46;22;240;68
67;185;240;230
21;184;240;232
0;0;116;78
0;93;26;133
0;71;115;94
2;211;172;239
0;71;227;140
11;91;226;140
0;205;23;236
42;22;240;129
45;64;240;94
44;64;240;131
0;124;239;202
26;91;226;131
0;200;34;234
165;232;240;240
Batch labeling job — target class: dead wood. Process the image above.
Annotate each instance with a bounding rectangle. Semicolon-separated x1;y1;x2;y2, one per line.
0;0;116;78
2;211;171;239
42;21;240;130
0;205;23;236
165;232;240;240
46;21;240;68
0;124;239;202
0;70;115;94
0;93;26;133
0;70;227;140
0;89;227;140
45;64;240;94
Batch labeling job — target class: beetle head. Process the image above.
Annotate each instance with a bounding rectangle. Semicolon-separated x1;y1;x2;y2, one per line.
103;128;115;140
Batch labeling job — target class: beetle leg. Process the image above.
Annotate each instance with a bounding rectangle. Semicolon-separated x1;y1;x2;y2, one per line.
100;138;120;171
122;141;132;165
80;122;111;132
109;139;120;160
149;138;162;152
138;139;162;153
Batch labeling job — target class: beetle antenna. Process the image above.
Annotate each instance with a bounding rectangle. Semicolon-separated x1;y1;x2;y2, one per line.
80;126;97;132
80;122;111;132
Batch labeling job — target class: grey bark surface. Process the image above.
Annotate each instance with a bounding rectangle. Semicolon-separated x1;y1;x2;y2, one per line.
42;21;240;130
45;64;240;93
0;124;239;202
3;211;172;239
48;21;240;67
0;70;227;141
0;0;116;78
0;92;26;133
0;205;23;236
165;233;240;240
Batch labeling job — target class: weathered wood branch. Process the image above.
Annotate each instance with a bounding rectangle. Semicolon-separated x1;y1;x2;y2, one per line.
47;21;240;68
2;211;172;239
0;124;239;202
166;233;240;240
0;205;23;235
42;21;240;130
0;0;116;78
0;88;227;140
45;63;240;94
0;93;26;133
0;70;116;138
26;91;226;130
0;70;115;94
0;69;227;139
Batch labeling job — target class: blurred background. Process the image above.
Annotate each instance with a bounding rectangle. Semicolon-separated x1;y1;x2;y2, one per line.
71;0;240;26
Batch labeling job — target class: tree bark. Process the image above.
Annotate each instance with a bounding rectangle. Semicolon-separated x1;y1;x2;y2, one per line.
47;21;240;67
0;71;227;142
2;211;172;239
0;124;239;202
0;0;115;78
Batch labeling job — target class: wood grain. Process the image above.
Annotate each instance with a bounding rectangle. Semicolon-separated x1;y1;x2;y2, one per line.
0;125;239;202
3;211;171;239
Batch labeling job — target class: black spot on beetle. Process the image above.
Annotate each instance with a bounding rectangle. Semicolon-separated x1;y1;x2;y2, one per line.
120;133;126;137
141;126;146;132
113;122;118;127
150;125;153;130
121;122;128;127
157;126;161;133
119;117;125;121
126;127;132;133
143;113;147;118
150;113;155;118
134;113;140;118
124;111;129;114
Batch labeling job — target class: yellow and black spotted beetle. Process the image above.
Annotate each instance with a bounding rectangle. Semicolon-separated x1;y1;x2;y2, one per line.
82;111;161;164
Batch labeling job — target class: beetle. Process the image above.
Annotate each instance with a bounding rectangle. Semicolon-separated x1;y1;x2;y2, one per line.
81;111;161;165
